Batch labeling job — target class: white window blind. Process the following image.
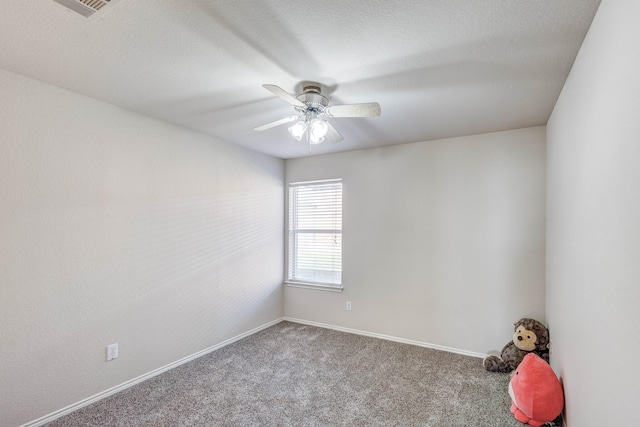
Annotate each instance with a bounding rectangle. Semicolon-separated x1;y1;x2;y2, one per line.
288;179;342;288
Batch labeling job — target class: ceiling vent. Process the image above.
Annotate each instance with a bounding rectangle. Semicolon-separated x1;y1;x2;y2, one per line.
53;0;117;18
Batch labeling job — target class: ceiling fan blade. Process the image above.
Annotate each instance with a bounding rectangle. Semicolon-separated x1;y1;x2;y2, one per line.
324;102;381;118
254;115;298;131
325;122;343;143
262;84;306;108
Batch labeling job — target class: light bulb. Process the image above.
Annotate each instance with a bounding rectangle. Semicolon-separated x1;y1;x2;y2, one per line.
309;119;328;144
288;120;307;141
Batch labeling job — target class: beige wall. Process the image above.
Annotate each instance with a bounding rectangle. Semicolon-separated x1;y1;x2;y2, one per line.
285;127;546;356
0;69;284;426
546;0;640;425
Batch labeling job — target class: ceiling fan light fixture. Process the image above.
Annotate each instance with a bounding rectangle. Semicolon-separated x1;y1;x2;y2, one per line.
255;82;381;145
310;119;329;138
288;120;307;141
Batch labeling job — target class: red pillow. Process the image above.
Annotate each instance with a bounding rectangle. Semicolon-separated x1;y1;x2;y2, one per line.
508;353;564;426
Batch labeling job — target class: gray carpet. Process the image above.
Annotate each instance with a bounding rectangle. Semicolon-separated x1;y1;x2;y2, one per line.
47;321;527;426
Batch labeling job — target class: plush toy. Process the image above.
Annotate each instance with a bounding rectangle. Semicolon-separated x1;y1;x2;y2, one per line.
484;318;550;373
509;353;564;426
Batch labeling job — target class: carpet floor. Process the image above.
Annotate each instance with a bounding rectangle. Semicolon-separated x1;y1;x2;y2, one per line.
46;321;530;426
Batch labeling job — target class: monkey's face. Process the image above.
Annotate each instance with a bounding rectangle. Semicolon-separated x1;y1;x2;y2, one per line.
512;326;537;351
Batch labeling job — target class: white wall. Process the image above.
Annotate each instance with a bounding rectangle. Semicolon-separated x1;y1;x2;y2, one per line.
0;68;284;426
546;0;640;425
285;127;546;355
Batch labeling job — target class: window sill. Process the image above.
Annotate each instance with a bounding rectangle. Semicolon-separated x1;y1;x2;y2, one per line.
285;281;344;292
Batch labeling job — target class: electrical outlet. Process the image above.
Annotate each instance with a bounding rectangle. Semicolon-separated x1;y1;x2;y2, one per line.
346;301;352;311
107;343;118;361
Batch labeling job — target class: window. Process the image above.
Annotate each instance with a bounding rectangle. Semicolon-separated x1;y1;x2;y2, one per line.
287;179;342;290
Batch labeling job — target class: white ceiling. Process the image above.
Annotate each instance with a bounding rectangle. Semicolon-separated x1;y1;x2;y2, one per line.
0;0;600;159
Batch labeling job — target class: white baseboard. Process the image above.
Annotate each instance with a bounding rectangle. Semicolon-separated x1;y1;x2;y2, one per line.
283;317;486;359
23;318;284;427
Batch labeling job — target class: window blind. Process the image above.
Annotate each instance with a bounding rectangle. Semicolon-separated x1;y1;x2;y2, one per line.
288;179;342;287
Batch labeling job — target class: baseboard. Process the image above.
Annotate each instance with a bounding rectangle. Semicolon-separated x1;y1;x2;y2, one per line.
283;317;486;359
23;317;284;427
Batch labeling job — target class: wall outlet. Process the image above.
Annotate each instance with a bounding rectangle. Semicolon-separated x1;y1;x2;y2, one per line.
107;343;118;361
346;301;352;311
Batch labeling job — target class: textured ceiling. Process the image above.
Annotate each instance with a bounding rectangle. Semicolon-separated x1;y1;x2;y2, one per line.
0;0;600;159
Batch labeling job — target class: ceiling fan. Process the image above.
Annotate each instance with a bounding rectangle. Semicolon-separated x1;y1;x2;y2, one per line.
254;83;381;145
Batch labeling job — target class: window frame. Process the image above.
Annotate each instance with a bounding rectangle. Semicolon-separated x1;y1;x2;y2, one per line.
286;178;343;292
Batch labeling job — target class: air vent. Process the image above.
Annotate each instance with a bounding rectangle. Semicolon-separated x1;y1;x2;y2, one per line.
53;0;114;18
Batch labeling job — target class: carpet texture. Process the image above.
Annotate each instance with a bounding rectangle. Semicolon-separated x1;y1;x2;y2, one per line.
47;321;530;426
